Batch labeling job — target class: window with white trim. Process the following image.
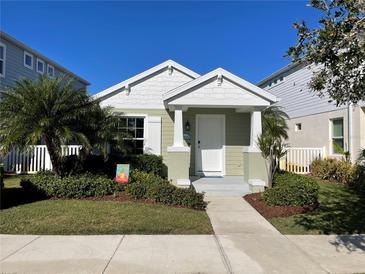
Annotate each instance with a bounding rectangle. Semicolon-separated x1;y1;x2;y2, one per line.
47;64;55;77
295;123;302;132
24;51;33;69
331;118;344;154
36;58;45;74
115;117;145;154
0;43;5;77
267;76;285;88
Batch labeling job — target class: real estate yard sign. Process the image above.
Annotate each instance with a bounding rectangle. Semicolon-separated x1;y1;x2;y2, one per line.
115;164;130;183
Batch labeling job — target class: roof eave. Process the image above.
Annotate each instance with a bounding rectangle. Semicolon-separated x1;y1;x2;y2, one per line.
0;31;90;85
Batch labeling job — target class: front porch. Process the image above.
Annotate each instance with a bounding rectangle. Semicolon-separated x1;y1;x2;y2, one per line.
163;68;278;189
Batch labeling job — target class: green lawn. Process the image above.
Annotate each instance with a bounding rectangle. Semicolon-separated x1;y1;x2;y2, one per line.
0;176;213;235
269;180;365;235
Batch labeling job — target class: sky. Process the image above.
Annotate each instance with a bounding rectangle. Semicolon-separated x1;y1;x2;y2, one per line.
1;1;321;94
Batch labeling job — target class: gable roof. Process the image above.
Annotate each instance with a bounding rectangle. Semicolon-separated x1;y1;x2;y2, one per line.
0;31;90;85
163;67;278;103
93;60;200;100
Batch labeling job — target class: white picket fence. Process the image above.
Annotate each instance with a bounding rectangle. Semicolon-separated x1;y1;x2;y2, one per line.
280;147;326;174
3;145;82;174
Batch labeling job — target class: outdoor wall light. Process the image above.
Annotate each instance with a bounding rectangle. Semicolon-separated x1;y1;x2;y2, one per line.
185;120;190;131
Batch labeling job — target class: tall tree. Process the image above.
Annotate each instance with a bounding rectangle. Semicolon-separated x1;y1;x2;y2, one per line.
0;76;98;175
287;0;365;105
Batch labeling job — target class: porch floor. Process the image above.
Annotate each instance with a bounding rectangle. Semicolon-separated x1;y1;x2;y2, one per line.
191;176;249;197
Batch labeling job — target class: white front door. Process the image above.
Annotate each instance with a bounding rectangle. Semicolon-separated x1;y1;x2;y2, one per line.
196;115;225;176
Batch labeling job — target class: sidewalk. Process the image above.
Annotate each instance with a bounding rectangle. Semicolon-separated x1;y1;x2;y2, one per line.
0;197;364;273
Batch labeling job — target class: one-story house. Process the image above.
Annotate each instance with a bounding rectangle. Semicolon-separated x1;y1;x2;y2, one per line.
94;60;278;188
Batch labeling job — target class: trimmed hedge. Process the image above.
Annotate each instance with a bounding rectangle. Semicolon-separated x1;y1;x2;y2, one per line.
125;170;206;210
263;172;319;206
20;172;117;198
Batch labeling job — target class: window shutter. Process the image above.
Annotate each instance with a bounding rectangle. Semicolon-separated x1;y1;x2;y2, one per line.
145;116;161;155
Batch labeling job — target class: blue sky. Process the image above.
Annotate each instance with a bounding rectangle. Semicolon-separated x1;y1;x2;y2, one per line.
1;1;320;93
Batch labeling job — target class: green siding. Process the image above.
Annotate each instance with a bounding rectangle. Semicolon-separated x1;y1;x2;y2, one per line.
184;108;250;176
112;108;174;161
113;108;251;177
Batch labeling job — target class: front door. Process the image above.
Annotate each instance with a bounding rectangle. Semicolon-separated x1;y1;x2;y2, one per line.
196;115;225;176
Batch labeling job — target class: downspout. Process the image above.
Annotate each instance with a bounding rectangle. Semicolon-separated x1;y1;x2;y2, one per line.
348;103;353;162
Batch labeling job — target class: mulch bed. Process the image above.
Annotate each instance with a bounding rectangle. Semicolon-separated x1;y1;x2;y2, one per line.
244;193;317;219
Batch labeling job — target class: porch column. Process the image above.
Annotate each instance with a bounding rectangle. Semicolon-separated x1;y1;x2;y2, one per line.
249;111;262;151
173;106;184;147
167;106;190;187
243;110;267;192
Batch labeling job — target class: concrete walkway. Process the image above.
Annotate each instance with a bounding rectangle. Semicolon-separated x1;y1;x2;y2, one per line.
1;197;364;273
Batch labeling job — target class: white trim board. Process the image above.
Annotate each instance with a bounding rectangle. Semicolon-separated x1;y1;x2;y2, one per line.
93;60;200;100
164;67;278;104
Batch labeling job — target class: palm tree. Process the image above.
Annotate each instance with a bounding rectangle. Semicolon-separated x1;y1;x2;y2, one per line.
258;106;289;187
0;76;98;175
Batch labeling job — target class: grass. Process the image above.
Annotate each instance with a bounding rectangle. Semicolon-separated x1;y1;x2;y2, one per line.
269;180;365;235
0;176;213;235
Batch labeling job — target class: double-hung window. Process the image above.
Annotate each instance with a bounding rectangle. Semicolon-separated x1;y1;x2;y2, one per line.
331;118;344;154
24;51;33;69
116;117;145;154
0;43;5;77
36;58;45;74
47;64;55;77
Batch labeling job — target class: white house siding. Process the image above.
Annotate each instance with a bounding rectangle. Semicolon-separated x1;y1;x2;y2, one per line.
169;77;269;107
259;64;365;160
99;68;194;109
352;107;365;159
286;108;349;157
261;64;347;119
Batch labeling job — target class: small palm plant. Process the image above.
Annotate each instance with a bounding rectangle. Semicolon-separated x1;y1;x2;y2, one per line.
0;76;99;175
258;106;289;188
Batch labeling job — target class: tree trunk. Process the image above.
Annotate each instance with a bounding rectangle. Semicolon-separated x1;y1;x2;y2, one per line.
44;136;61;175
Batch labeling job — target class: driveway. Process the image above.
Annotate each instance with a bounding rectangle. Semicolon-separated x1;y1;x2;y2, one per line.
1;197;364;273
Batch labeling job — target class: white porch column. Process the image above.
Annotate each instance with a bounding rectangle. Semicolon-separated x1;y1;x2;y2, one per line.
250;111;262;151
173;106;184;147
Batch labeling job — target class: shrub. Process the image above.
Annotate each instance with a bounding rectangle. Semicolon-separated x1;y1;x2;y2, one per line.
263;172;319;206
20;172;117;198
130;154;164;176
311;158;363;185
125;170;206;209
311;158;337;180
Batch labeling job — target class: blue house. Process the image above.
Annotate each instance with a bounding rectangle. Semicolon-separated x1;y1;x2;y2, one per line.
0;31;89;90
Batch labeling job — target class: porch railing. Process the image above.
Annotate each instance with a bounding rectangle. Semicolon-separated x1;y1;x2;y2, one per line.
2;145;82;174
280;147;326;174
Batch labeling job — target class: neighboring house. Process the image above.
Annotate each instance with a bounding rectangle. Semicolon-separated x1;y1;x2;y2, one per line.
94;60;278;187
0;31;89;90
258;63;365;162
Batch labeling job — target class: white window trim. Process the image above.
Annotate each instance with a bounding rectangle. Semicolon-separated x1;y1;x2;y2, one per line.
36;58;45;74
295;123;302;132
116;114;148;153
0;42;6;77
24;51;34;69
47;64;55;77
329;118;345;155
267;76;285;89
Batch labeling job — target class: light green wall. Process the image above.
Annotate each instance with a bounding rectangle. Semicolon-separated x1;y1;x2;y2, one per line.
113;108;251;177
166;151;190;185
243;151;268;183
112;108;174;161
184;108;250;176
